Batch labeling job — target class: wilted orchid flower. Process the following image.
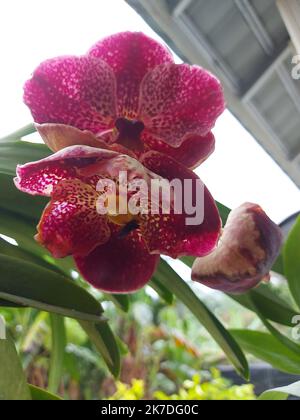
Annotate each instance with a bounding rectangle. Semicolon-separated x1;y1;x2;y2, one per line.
15;146;221;293
24;32;225;169
192;203;283;294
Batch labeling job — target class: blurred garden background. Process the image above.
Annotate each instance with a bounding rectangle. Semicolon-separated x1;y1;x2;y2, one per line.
0;0;300;401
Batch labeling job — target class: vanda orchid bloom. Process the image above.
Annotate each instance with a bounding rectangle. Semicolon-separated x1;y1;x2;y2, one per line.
24;32;225;169
17;31;283;294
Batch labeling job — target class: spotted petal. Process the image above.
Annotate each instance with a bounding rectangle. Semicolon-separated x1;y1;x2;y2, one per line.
14;145;119;196
140;152;221;258
36;179;110;258
74;230;159;293
89;32;173;119
191;203;283;294
24;55;117;134
141;131;215;169
139;64;225;147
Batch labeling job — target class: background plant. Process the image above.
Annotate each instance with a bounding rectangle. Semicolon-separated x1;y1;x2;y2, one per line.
0;126;300;400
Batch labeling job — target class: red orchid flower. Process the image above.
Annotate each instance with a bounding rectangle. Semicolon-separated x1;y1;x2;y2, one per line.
24;32;225;169
14;146;221;293
19;31;282;295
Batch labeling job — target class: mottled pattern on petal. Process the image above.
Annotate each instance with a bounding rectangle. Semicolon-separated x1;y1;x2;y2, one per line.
139;64;225;146
15;145;119;196
36;124;109;152
74;230;159;293
141;131;215;169
24;56;117;133
191;203;283;294
36;179;110;258
140;152;221;258
89;32;173;119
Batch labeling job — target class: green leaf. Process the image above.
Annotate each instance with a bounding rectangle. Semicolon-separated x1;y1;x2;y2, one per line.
105;294;130;313
157;259;249;379
259;381;300;400
249;293;300;355
0;141;50;176
230;284;297;327
0;174;46;221
0;333;31;400
284;216;300;310
0;124;36;143
0;254;105;322
231;330;300;375
216;201;230;225
272;254;285;276
79;321;121;378
29;384;63;401
149;276;174;304
48;314;66;394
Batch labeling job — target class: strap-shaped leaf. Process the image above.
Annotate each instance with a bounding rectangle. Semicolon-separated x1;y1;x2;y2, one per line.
249;294;300;355
0;174;47;220
230;284;297;327
284;216;300;310
29;385;62;401
0;141;50;176
259;381;300;400
105;294;130;313
0;123;36;143
216;201;230;224
48;314;66;394
79;320;121;378
0;254;104;322
0;333;31;400
157;259;249;379
231;330;300;375
149;276;174;304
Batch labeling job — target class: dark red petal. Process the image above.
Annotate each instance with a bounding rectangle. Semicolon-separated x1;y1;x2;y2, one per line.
74;231;159;293
140;152;221;258
88;32;173;119
141;130;215;169
24;55;117;134
36;179;110;258
139;64;225;146
36;124;109;152
191;203;283;294
14;145;119;196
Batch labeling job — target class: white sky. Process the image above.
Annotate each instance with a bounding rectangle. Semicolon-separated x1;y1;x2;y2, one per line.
0;0;299;223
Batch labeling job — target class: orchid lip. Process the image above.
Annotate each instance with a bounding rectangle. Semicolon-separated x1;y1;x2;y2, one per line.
115;117;145;152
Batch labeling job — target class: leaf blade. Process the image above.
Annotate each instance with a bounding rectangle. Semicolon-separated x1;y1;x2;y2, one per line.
157;259;249;379
0;333;31;400
231;330;300;375
0;254;104;322
284;216;300;310
79;320;121;378
48;314;66;394
259;381;300;400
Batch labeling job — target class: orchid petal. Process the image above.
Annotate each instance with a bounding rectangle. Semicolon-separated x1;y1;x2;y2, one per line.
14;145;118;196
140;152;221;258
139;63;225;146
24;56;117;134
74;230;159;293
191;203;283;294
36;179;110;258
89;32;173;118
141;131;215;169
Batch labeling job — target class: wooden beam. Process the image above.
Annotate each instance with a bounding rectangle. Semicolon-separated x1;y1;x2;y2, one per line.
277;0;300;54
